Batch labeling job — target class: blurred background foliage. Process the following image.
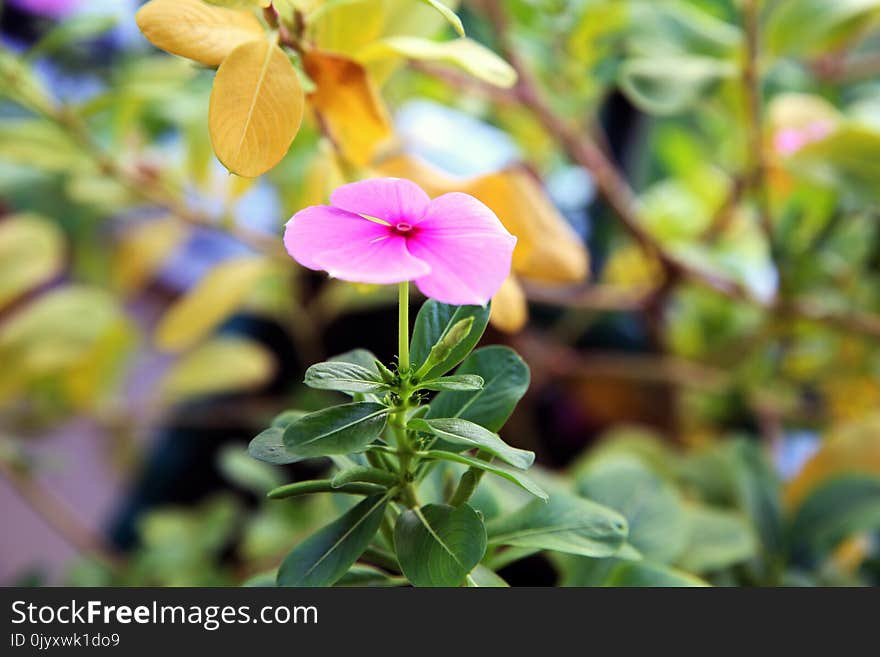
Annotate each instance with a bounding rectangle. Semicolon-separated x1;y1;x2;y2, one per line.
1;0;880;586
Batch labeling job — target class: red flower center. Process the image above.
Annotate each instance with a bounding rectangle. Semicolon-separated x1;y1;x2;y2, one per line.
394;222;414;235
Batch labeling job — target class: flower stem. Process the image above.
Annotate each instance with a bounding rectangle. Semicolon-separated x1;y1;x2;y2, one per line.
398;281;410;372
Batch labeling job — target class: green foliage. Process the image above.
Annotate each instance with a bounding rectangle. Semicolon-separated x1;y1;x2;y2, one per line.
394;503;486;587
277;493;391;586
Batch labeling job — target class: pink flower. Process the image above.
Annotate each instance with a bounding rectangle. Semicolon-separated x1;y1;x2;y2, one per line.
773;120;835;156
284;178;516;305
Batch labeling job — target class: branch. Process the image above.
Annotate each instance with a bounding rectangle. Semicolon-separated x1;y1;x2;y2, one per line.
0;459;123;569
742;0;774;245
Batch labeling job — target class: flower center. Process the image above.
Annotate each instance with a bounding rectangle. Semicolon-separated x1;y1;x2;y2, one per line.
394;222;413;234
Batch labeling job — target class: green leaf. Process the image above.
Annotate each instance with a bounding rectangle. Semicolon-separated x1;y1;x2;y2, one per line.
410;417;534;470
416;374;484;392
218;444;282;494
304;361;388;394
421;450;548;500
329;348;382;373
283;401;388;458
466;564;509;587
242;570;277;587
576;456;688;564
428;346;529;431
331;466;399;489
410;301;490;380
676;506;757;573
267;479;384;499
277;493;389;586
271;409;306;428
619;55;735;116
787;475;880;556
0;213;64;310
29;13;118;58
766;0;880;56
603;561;709;587
248;427;302;465
486;492;628;557
358;36;517;88
394;503;486;587
419;0;464;36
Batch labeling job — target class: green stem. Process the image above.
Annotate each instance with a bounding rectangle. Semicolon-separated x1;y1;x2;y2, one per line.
398;281;410;372
390;280;420;507
448;450;491;506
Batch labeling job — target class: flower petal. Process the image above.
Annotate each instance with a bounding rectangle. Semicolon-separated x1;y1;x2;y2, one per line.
284;205;388;271
314;234;431;285
409;192;516;305
330;177;431;224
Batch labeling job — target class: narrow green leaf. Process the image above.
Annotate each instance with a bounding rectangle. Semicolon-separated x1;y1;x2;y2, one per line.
283;401;388;457
267;479;385;499
416;374;484;392
410;417;534;470
304;361;388;394
410;301;490;379
394;504;486;587
428;346;529;431
277;493;389;587
331;466;399;489
486;492;628;557
421;450;548;500
419;0;465;36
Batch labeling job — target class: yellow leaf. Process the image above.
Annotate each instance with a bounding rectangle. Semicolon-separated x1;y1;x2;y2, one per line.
490;275;528;334
357;36;517;88
209;39;304;177
160;336;275;400
602;243;664;291
466;168;588;283
136;0;264;67
64;320;136;410
376;152;460;196
303;50;393;165
113;216;188;295
155;256;272;352
0;286;132;402
784;416;880;509
0;213;64;310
